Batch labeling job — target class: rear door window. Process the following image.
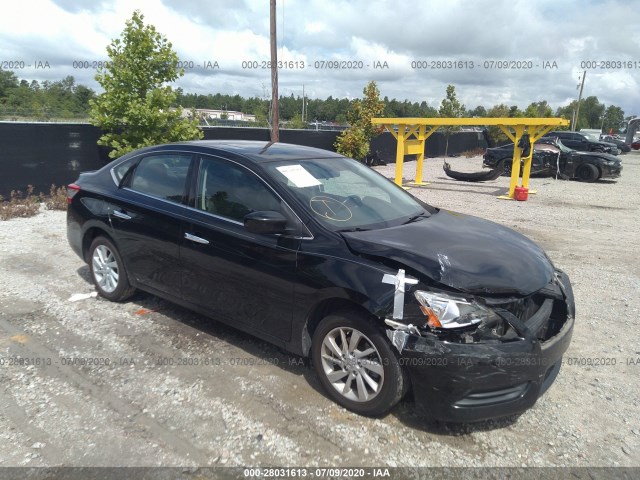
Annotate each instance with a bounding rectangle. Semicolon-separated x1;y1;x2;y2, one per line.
129;154;192;203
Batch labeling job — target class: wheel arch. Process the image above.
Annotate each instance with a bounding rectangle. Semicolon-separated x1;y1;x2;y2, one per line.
299;298;383;357
82;226;116;263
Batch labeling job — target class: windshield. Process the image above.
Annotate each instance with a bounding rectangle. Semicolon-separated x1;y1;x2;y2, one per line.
265;157;430;231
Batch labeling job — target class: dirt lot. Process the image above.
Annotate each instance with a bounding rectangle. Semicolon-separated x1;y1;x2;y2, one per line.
0;151;638;469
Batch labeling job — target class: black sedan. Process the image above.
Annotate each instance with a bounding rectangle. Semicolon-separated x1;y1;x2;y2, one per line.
600;135;631;153
542;130;619;155
67;140;575;422
483;138;622;182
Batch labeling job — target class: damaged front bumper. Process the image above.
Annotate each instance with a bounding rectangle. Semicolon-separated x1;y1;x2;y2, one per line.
601;162;622;179
387;270;575;422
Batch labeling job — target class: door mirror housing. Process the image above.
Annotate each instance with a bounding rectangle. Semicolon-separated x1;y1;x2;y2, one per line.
244;211;288;234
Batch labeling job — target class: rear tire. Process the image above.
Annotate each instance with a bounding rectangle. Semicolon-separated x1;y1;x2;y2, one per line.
89;236;136;301
576;163;599;182
312;311;408;416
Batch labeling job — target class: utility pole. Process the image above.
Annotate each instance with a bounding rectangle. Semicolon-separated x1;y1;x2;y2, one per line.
302;84;305;122
269;0;279;142
573;70;586;131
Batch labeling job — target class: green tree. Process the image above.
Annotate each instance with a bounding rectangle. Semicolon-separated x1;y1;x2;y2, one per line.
438;85;465;157
508;105;523;118
252;101;269;127
335;80;384;161
335;127;369;161
0;70;19;98
524;100;553;118
74;85;96;113
335;113;347;125
555;101;578;129
90;10;202;158
486;104;511;144
287;112;307;129
469;105;487;117
555;96;605;131
580;96;605;129
602;105;625;133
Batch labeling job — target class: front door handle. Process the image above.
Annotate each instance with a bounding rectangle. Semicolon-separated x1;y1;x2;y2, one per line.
112;210;132;220
184;232;210;245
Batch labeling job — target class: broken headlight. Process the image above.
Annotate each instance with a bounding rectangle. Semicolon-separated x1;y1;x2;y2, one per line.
414;290;499;329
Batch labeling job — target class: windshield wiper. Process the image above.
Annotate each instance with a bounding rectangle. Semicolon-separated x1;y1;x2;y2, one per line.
403;212;430;224
336;227;371;232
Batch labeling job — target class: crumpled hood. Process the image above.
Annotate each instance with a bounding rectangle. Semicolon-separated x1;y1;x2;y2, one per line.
341;210;554;296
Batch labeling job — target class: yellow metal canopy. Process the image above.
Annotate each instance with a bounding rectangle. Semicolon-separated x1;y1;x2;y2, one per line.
372;117;570;199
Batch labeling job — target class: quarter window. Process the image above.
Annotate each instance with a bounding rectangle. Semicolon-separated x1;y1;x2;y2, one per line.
129;154;192;203
112;157;136;185
196;157;282;222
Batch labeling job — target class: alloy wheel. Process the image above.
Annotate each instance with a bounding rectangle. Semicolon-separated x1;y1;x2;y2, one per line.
92;245;119;293
320;327;384;402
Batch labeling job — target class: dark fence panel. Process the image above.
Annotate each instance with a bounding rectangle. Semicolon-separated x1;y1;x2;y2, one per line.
0;124;487;198
0;123;109;199
201;126;341;151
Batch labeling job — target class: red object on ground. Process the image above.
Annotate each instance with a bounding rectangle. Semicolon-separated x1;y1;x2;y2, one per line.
514;186;529;201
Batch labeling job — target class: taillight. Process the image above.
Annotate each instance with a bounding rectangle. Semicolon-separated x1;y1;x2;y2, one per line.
67;183;81;203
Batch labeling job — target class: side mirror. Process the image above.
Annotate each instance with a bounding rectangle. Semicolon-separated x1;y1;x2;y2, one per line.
244;210;288;234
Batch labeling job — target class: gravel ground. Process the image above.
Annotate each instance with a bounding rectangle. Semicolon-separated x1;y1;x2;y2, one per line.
0;152;638;469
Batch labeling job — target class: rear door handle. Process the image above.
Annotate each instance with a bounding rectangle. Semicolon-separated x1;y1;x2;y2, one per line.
184;232;210;245
112;210;132;220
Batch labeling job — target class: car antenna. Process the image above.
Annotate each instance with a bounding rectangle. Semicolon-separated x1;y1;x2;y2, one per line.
260;141;275;154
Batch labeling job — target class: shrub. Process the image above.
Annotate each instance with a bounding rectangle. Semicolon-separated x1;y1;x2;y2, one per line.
0;186;40;221
460;147;487;158
41;184;67;211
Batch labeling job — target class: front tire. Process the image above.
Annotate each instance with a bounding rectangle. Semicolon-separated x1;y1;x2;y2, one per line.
500;159;512;176
312;311;408;416
576;163;599;182
89;236;135;301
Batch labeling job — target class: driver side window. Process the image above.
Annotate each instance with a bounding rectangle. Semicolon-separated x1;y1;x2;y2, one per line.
196;157;282;222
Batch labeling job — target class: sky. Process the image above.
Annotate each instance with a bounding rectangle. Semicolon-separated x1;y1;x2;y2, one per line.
1;0;639;116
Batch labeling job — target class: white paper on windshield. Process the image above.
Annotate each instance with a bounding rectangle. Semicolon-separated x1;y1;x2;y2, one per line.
276;164;321;188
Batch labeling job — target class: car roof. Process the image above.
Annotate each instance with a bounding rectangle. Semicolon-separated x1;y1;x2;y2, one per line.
159;140;344;164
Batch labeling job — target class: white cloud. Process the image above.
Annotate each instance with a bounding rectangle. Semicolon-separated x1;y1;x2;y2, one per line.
0;0;638;116
304;21;326;34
